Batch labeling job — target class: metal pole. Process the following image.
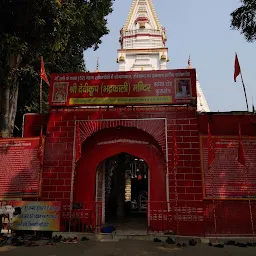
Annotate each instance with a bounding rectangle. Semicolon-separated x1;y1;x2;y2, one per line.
240;72;249;112
244;166;255;238
174;166;179;235
165;118;170;211
209;166;218;242
39;78;43;114
69;117;77;232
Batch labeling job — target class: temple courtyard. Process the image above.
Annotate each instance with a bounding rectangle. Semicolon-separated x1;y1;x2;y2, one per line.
1;240;256;256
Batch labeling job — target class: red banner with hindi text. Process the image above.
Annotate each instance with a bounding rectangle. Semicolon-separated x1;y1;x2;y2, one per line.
49;69;197;107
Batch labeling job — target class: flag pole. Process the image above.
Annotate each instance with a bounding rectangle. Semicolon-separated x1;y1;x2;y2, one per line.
174;166;179;235
38;125;44;202
244;166;255;239
239;67;249;112
210;173;218;243
172;122;179;235
39;77;43;114
208;123;218;242
69;116;77;232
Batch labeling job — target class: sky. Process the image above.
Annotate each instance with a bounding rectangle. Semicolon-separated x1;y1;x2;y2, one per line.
84;0;256;112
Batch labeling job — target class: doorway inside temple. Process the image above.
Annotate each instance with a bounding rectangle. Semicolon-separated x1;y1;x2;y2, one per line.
96;152;149;230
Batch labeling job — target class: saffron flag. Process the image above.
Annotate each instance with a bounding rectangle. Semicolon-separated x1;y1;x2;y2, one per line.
40;56;50;86
172;125;179;168
238;124;246;166
234;53;241;82
208;123;215;169
75;123;81;163
37;126;44;165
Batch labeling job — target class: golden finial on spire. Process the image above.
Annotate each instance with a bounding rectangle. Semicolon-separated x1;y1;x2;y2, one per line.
95;57;99;72
187;55;193;69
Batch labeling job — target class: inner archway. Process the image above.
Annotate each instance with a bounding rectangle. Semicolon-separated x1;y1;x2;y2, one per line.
74;126;167;231
96;152;149;230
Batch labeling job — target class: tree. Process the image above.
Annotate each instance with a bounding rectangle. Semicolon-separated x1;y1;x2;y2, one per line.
231;0;256;42
0;0;113;138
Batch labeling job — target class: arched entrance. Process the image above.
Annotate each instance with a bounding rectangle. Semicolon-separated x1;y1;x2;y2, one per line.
74;126;167;230
96;152;149;230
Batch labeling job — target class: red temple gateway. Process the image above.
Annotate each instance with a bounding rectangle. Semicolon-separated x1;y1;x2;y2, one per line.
1;0;255;236
20;69;256;236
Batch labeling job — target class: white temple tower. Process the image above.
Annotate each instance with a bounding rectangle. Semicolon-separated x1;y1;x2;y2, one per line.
117;0;169;71
196;78;210;112
117;0;210;112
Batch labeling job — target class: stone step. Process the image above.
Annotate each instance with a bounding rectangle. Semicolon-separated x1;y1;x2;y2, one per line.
52;231;202;243
96;233;113;241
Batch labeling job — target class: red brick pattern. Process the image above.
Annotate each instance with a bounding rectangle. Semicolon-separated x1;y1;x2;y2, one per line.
19;107;256;236
40;108;205;235
42;118;74;200
167;116;202;202
166;115;204;235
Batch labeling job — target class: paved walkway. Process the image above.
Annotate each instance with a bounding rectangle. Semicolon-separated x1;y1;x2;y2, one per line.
1;240;256;256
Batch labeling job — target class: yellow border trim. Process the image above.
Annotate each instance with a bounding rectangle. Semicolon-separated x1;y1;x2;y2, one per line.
200;135;256;201
125;0;136;30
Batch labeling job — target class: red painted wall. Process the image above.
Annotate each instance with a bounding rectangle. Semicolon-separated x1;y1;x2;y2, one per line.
39;106;204;235
22;107;256;236
23;114;48;137
198;113;256;136
199;112;256;236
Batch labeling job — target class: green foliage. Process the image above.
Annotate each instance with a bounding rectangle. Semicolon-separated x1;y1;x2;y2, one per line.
0;0;114;136
231;0;256;42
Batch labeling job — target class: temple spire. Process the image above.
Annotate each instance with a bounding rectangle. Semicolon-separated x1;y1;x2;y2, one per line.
118;0;168;71
124;0;162;31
